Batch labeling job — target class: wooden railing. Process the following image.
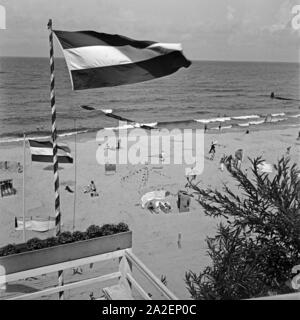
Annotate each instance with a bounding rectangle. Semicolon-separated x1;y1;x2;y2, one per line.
250;292;300;300
0;249;178;300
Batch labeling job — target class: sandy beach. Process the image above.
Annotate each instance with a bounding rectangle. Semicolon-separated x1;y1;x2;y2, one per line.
0;125;299;299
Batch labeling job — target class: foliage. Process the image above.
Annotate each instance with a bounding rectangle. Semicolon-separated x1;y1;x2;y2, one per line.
0;222;130;257
26;238;45;251
57;231;74;244
185;156;300;299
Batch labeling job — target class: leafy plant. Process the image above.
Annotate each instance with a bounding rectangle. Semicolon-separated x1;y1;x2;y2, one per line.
185;156;300;299
0;244;19;256
26;238;45;251
86;225;103;238
57;231;73;244
44;237;58;248
0;222;130;257
101;224;118;236
72;231;87;242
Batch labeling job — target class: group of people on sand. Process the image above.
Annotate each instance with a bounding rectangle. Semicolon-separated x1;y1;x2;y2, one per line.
208;140;243;171
204;123;222;132
147;200;171;214
84;181;99;197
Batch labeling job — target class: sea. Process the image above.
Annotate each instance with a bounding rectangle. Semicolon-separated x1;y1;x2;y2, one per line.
0;57;299;143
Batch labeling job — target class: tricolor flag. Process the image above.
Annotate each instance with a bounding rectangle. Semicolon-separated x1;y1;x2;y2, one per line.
28;140;73;163
53;30;191;90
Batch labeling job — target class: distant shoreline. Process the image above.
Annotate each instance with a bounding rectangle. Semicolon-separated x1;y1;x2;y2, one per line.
0;56;299;64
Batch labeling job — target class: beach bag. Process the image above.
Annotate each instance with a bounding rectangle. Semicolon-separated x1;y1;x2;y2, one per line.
177;191;190;213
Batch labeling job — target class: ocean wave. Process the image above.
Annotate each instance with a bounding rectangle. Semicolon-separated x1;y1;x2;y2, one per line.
104;124;135;130
142;122;157;127
0;129;89;144
0;111;296;143
249;120;265;125
204;88;244;93
157;119;195;126
195;117;231;123
211;125;233;130
232;115;260;120
238;123;250;127
270;117;288;123
104;122;157;131
271;112;285;117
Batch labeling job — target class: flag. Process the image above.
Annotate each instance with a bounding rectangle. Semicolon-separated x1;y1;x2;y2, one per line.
53;30;191;90
28;140;73;163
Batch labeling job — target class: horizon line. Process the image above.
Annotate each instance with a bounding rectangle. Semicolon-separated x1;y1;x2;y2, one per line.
0;56;299;64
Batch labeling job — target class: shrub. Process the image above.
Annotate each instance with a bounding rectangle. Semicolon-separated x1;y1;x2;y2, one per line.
26;238;45;251
86;225;103;238
100;224;116;236
116;222;129;233
0;222;130;257
44;237;58;248
185;156;300;300
0;244;19;256
57;231;73;244
72;231;87;242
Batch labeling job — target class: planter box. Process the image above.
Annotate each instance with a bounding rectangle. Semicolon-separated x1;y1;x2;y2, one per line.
0;231;132;276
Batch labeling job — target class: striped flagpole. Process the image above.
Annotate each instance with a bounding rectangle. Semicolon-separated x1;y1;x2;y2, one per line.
47;19;64;300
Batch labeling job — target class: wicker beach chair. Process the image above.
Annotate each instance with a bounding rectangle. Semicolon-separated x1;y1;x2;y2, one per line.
0;179;16;197
105;163;117;175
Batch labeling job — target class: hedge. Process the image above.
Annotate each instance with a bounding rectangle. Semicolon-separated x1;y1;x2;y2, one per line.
0;222;129;257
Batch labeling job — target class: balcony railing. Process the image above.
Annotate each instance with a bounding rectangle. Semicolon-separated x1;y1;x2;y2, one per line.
0;248;178;300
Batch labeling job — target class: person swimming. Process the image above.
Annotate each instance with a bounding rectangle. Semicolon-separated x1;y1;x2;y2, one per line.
270;92;293;101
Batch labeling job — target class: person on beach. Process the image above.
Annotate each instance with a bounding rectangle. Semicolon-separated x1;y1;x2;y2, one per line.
226;154;233;170
177;233;182;249
17;162;23;173
218;123;222;131
204;124;208;133
220;154;226;172
159;151;166;162
84;181;98;196
234;149;243;170
87;181;95;192
117;139;121;149
208;141;217;160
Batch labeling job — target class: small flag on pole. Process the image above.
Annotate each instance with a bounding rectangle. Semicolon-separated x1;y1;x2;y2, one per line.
53;30;191;90
28;140;73;163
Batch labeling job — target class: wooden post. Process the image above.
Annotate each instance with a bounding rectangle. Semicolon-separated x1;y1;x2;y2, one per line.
47;18;63;300
72;119;77;232
22;133;26;242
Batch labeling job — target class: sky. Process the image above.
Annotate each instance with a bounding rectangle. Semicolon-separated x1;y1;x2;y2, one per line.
0;0;299;62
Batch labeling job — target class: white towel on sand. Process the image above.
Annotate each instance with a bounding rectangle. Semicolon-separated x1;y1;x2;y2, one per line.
141;190;167;208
